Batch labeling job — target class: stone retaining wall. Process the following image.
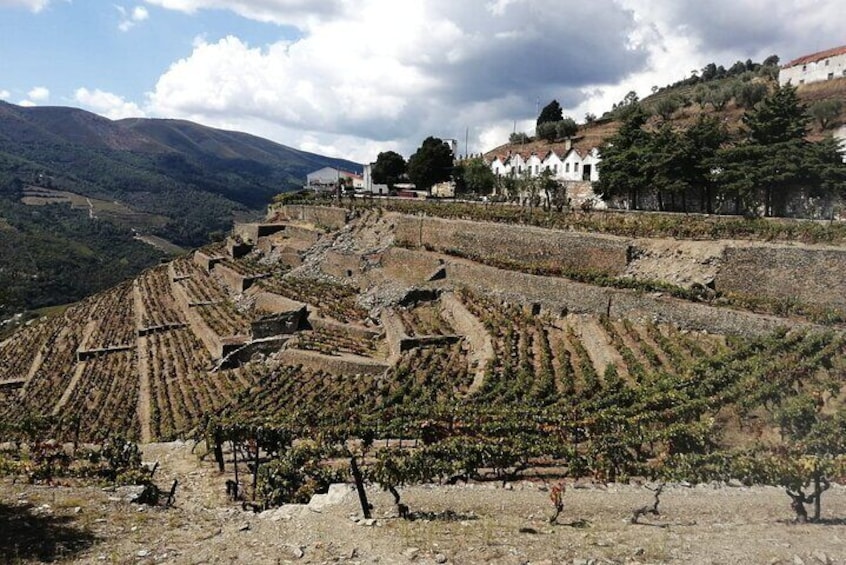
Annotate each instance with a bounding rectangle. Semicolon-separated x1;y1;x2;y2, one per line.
395;215;630;277
380;247;445;285
279;348;388;376
268;205;348;231
194;250;223;273
423;252;797;338
716;245;846;314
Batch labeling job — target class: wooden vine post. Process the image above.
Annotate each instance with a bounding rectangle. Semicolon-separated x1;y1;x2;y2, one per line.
349;455;372;519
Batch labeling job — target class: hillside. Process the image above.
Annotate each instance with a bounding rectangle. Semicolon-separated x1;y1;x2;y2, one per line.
0;102;360;244
1;202;843;441
2;201;846;561
0;102;360;319
484;74;846;160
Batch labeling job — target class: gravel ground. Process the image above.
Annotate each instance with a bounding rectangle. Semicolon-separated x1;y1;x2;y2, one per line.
2;443;846;564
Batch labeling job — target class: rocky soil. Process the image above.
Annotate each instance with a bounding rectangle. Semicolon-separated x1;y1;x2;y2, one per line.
2;442;846;564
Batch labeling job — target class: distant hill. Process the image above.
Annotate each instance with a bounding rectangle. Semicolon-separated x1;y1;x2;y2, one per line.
0;102;360;319
0;102;360;245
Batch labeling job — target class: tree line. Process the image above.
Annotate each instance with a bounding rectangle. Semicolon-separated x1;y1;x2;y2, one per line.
597;84;846;217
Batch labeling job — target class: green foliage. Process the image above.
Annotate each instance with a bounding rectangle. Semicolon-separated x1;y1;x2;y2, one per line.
371;150;407;188
556;118;578;139
718;83;846;217
652;96;681;120
596;104;651;209
809;99;843;130
537;100;563;126
0;194;165;316
407;136;455;191
256;441;347;506
455;157;496;195
733;81;768;109
508;132;531;144
536;121;558;142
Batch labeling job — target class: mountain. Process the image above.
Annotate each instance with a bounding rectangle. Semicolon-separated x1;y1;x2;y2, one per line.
0;101;360;245
0;102;360;319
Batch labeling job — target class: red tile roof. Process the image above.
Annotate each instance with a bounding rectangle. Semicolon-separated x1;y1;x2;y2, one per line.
784;45;846;69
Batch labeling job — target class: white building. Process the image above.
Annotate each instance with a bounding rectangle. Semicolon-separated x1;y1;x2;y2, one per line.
488;146;600;183
306;167;362;192
360;163;389;195
779;45;846;87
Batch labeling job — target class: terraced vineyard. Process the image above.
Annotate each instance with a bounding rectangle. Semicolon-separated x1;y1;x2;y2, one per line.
260;276;369;323
1;205;845;514
291;325;379;358
137;265;185;328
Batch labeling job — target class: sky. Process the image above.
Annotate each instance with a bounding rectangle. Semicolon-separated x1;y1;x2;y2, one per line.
0;1;843;163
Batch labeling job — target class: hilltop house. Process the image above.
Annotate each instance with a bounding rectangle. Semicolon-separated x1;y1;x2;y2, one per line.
488;143;603;207
779;45;846;86
305;167;361;192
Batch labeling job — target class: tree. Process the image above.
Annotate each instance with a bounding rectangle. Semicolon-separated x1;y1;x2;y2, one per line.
406;136;455;191
809;99;842;130
596;104;651;209
455;157;496;195
705;85;733;110
652;96;680;120
745;84;810;145
556;117;578;139
509;132;531;144
717;84;821;216
371;151;407;188
537;100;563;126
734;81;768;109
584;112;597;124
536;121;558;142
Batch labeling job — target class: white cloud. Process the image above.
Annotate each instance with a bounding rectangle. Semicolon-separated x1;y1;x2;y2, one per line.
0;0;50;12
144;0;647;160
27;86;49;102
0;89;10;99
18;99;36;107
117;5;150;31
143;0;342;27
74;88;145;119
131;0;845;162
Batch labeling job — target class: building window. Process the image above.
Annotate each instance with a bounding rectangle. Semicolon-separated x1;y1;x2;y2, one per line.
800;79;805;85
825;59;830;66
828;72;835;80
534;165;538;174
802;64;807;71
574;163;580;172
553;164;558;173
565;163;570;172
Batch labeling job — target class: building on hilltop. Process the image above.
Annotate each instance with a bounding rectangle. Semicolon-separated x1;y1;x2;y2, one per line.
779;45;846;86
487;143;604;208
305;167;361;192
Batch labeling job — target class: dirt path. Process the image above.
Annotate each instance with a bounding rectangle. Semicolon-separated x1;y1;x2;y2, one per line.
440;292;494;393
6;441;846;564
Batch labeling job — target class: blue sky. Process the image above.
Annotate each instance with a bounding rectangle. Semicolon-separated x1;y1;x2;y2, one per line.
0;1;843;162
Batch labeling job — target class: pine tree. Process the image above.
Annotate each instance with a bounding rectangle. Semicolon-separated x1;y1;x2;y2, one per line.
536;100;563;126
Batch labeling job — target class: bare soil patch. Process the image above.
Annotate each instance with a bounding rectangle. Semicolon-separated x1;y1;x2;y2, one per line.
3;442;845;564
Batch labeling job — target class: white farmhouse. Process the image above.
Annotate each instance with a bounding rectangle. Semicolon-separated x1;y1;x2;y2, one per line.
489;146;601;183
306;167;362;192
779;45;846;87
486;144;603;208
